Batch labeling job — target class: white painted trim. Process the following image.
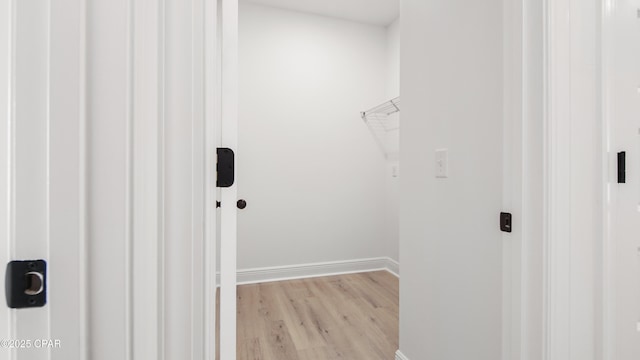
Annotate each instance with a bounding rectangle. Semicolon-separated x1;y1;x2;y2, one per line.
542;0;608;358
503;1;547;359
385;257;400;277
190;0;207;357
78;0;89;357
219;0;239;359
125;0;135;357
6;1;15;355
131;0;164;358
599;1;613;358
543;0;605;358
49;0;90;357
11;0;51;349
203;0;218;358
216;257;399;285
395;349;410;360
0;0;11;356
543;0;573;358
157;0;166;358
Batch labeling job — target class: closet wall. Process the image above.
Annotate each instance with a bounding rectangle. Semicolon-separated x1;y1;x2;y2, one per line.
236;2;400;270
385;17;400;260
386;18;400;99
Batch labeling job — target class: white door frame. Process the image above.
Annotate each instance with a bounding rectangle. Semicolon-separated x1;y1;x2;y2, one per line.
600;0;640;358
218;0;239;359
131;0;166;358
542;0;605;359
502;0;546;358
0;0;13;356
1;0;88;358
131;0;222;358
82;0;221;357
204;0;220;358
543;0;575;356
505;0;607;359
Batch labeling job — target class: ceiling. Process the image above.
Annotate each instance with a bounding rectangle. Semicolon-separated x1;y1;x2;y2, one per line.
242;0;400;26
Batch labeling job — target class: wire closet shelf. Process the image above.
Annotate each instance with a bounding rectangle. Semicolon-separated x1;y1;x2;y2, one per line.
360;96;400;160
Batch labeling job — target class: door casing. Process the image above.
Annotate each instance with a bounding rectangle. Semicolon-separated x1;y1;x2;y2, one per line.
1;0;87;359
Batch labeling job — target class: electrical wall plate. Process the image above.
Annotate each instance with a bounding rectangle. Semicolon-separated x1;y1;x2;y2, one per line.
5;260;47;309
435;148;448;178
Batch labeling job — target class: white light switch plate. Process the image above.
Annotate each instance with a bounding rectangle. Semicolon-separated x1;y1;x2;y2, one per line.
435;148;448;178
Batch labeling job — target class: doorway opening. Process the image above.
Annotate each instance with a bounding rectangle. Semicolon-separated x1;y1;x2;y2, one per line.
218;0;401;358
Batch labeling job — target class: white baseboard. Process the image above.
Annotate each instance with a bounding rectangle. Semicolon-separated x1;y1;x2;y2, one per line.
385;257;400;277
216;256;399;286
395;350;409;360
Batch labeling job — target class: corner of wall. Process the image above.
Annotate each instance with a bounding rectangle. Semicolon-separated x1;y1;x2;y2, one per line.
395;349;410;360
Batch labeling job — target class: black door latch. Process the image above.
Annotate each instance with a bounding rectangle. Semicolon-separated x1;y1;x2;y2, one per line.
618;151;626;184
217;148;235;188
5;260;47;308
500;212;512;233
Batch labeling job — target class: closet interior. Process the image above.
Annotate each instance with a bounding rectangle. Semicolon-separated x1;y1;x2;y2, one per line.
218;0;401;358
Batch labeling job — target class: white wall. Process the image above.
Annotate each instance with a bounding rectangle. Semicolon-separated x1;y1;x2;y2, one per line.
384;16;400;266
237;3;398;269
399;0;503;359
386;17;400;99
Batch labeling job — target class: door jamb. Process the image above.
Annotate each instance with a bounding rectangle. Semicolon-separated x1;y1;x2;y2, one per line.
542;0;606;359
131;0;165;358
0;0;13;356
218;0;239;359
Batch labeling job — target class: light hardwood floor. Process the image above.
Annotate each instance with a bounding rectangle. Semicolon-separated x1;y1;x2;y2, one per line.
216;270;399;360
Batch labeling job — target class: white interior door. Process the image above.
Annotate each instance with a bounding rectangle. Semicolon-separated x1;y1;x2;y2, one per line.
605;0;640;357
1;0;86;359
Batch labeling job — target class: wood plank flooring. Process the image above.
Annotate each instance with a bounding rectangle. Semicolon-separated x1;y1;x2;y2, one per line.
216;271;399;360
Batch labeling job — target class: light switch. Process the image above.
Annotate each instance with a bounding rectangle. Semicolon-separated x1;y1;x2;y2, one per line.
435;149;448;178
